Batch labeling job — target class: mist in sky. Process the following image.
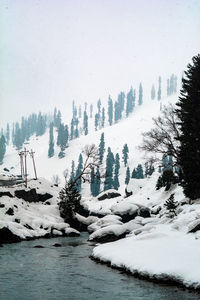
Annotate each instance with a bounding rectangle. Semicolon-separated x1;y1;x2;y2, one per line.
0;0;200;127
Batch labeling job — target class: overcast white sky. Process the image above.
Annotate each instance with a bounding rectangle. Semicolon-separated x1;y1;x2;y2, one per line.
0;0;200;127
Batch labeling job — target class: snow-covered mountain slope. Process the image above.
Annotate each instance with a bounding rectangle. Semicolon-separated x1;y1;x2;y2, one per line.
1;94;178;192
2;89;200;289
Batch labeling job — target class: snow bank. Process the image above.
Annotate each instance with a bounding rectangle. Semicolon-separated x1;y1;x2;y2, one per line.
0;178;79;243
92;228;200;289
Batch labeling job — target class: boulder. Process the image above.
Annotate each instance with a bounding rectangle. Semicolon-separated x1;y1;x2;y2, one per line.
15;188;53;203
138;207;151;218
0;191;13;198
0;227;21;244
98;190;121;201
53;243;62;247
188;220;200;233
125;187;133;198
89;232;126;243
5;208;14;216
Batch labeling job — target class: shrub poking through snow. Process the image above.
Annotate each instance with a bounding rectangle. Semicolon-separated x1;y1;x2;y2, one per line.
164;193;178;218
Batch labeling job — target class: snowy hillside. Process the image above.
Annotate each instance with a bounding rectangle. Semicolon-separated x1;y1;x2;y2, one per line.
2;89;200;289
1;93;178;192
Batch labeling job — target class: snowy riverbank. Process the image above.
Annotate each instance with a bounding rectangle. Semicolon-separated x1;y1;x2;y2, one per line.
92;227;200;289
0;178;79;244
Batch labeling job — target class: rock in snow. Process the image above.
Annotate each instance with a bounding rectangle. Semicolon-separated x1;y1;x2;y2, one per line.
97;189;121;201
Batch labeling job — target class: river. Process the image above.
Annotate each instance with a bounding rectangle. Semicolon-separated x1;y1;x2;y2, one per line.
0;232;199;300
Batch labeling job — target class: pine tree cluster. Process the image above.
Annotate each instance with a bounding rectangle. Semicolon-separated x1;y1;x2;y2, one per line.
167;74;177;96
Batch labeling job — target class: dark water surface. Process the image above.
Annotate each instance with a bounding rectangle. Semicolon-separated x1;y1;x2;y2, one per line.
0;232;199;300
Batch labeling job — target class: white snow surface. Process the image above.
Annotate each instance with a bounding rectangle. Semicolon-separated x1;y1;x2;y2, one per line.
0;178;79;239
90;174;200;289
92;228;200;289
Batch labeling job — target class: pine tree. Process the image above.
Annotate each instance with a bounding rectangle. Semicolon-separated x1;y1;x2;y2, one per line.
156;169;178;191
14;122;23;150
75;154;83;192
101;107;105;128
136;164;144;179
125;166;130;185
64;125;69;147
90;167;96;196
72;101;77;119
95;167;101;196
174;75;177;93
95;113;99;131
108;96;113;126
90;104;93;118
131;168;137;178
138;83;143;105
167;78;170;96
70;118;74;140
0;135;6;164
99;132;105;164
97;99;101;115
53;107;57;126
78;105;82;118
83;111;88;135
151;84;156;100
6;123;10;145
164;194;178;218
114;101;119;123
36;112;46;136
57;123;68;155
70;160;75;182
118;91;125;119
158;76;162;100
57;123;63;146
11;123;14;144
113;153;120;190
74;118;79;138
48;123;54;158
59;180;81;224
122;144;129;166
55;110;61;128
90;167;101;196
84;102;88;112
104;147;114;190
126;87;135;117
176;54;200;199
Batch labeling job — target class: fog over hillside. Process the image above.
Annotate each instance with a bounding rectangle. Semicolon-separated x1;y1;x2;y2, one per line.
1;0;200;126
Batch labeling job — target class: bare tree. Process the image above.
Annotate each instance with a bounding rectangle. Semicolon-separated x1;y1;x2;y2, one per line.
59;144;103;224
73;144;102;184
139;104;180;165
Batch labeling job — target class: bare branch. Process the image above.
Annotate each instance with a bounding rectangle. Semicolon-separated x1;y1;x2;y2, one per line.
72;144;104;185
139;104;180;165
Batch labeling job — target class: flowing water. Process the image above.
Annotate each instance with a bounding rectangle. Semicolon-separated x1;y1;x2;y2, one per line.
0;232;199;300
